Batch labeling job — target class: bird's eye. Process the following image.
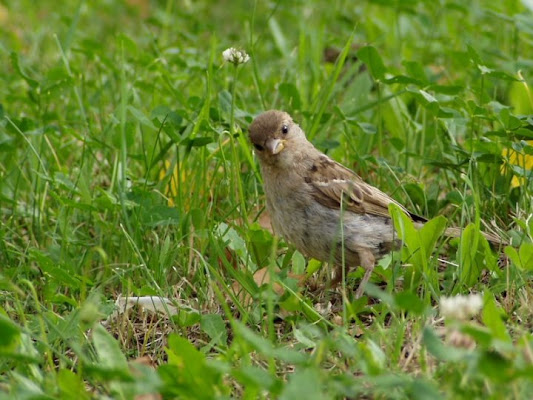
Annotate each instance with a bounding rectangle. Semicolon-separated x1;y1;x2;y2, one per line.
253;143;264;151
281;125;289;134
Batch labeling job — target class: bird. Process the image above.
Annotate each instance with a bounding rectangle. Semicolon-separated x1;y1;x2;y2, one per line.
248;109;504;298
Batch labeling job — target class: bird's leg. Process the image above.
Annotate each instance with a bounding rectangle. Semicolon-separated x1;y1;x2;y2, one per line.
354;249;375;299
330;248;375;298
330;264;344;288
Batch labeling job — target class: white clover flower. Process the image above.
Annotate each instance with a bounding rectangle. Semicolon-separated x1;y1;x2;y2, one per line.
222;47;250;65
440;293;483;320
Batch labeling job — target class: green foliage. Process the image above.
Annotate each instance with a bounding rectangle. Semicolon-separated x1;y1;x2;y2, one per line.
1;0;533;398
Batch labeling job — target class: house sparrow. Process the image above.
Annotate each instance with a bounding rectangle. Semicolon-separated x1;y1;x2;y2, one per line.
248;110;503;298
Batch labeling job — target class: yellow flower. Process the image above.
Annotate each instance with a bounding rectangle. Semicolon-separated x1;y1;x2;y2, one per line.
503;142;533;188
503;78;533;187
159;160;181;207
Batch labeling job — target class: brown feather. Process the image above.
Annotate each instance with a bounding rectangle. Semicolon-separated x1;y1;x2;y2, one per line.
443;226;504;246
305;154;426;222
248;110;507;298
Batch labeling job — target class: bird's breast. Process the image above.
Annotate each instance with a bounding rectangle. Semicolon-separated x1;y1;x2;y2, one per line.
263;177;398;265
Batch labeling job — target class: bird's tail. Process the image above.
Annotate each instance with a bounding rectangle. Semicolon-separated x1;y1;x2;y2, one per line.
443;226;507;246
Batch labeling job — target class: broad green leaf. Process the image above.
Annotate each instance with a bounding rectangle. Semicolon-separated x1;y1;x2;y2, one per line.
218;90;232;115
381;90;409;139
173;308;201;327
389;204;425;291
91;324;132;398
166;334;205;369
403;60;428;83
422;327;466;362
384;74;423;85
142;205;180;227
357;122;377;134
514;128;533;139
248;223;274;266
477;350;514;383
389;203;419;244
408;379;444;400
200;313;228;346
486;70;520;82
357;46;386;81
306;259;323;277
233;322;307;363
419;90;437;103
162;334;220;399
233;322;274;355
58;369;90;400
92;324;129;371
359;338;386;375
10;52;39;88
505;242;533;270
279;82;302;110
279;368;323;400
268;16;288;55
271;346;308;364
394;291;427;315
293;328;316;348
128;105;157;130
216;222;247;257
389;203;432;278
458;224;482;286
232;364;278;391
402;183;426;209
482;292;511;342
509;81;533;114
291;250;306;274
150;105;172;120
117;32;138;56
0;312;21;348
418;215;447;259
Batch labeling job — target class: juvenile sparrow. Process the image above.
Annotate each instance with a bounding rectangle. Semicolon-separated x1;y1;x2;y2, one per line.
248;110;502;298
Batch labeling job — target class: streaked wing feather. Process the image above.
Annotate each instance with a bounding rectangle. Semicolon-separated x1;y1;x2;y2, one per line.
307;155;423;221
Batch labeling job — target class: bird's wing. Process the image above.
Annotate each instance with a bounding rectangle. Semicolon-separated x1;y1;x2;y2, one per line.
306;155;426;222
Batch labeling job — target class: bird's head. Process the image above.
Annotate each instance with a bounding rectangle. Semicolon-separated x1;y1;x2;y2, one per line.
248;110;307;166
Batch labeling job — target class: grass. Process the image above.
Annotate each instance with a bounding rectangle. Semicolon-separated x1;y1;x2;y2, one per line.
1;0;533;398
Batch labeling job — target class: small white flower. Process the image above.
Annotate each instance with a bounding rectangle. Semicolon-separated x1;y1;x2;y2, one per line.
222;47;250;65
440;293;483;320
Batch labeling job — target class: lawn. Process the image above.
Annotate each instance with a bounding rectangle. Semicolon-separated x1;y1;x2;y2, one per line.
1;0;533;398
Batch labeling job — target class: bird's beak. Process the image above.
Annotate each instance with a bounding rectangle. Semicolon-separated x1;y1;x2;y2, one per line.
266;138;286;155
